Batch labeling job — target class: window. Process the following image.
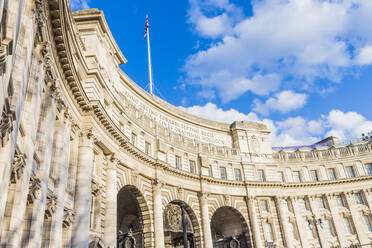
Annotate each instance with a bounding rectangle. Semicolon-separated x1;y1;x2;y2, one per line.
336;195;345;207
278;171;284;182
208;165;213;177
328;168;337;180
131;133;137;145
366;164;372;176
346;166;356;178
343;217;354;234
175;155;181;169
189;160;196;174
292;171;301;183
145;141;151;155
260;200;269;212
306;220;315;238
220;167;227;180
363;215;372;232
90;197;95;229
355;192;364;205
257;169;265;182
263;222;274;241
288;222;297;241
316;197;325;209
298;198;307;211
323;219;334;236
234;168;242;181
310;170;319;182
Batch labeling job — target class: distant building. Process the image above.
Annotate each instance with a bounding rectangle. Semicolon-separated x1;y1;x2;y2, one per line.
0;1;371;248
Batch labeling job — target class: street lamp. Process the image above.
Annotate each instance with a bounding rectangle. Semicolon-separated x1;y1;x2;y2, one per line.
177;202;188;248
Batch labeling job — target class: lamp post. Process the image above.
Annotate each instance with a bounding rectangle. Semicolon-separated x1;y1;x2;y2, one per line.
179;202;188;248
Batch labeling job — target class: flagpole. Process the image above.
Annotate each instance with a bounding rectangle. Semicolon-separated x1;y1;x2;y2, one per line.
146;14;154;95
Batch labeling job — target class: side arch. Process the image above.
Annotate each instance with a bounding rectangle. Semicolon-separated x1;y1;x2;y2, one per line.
117;184;153;248
210;206;252;248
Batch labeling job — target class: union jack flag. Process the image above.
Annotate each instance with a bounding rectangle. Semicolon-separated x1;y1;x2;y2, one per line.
144;15;149;39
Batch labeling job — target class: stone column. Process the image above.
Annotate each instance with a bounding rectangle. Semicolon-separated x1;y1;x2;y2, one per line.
44;108;72;247
199;192;213;248
247;196;263;248
104;154;117;248
275;197;293;248
345;192;369;244
24;81;57;248
153;180;165;248
326;194;347;246
71;128;95;248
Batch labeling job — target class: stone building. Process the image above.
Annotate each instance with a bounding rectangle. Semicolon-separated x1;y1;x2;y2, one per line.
0;1;372;247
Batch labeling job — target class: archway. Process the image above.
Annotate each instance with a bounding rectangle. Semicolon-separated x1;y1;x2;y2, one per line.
211;207;251;248
117;185;151;248
163;201;201;248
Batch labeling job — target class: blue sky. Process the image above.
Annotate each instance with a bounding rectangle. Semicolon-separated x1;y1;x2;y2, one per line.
70;0;372;146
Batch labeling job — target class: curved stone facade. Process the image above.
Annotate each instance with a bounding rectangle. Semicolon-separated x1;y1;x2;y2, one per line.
0;1;372;248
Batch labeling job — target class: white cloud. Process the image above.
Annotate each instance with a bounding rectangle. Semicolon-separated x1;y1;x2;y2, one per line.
184;0;372;102
355;46;372;65
69;0;90;10
179;103;372;146
253;90;308;115
179;102;259;123
325;110;372;140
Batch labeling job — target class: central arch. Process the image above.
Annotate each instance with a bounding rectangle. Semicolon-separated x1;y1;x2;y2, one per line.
163;200;201;248
211;206;252;248
117;185;151;248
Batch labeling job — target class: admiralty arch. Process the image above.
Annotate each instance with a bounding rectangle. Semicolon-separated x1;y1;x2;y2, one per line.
1;1;372;248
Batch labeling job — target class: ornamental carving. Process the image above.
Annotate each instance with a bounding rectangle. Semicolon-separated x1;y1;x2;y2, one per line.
10;152;27;183
45;194;57;218
0;98;16;146
0;38;12;75
27;175;41;205
166;204;182;232
92;177;103;196
63;208;75;228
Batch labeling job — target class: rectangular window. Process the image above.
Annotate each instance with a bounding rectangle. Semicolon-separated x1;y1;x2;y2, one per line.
175;155;181;169
208;165;213;177
292;171;301;183
189;160;196;174
288;222;297;241
310;170;319;182
145;141;151;155
355;192;364;205
343;218;354;234
257;169;265;182
220;167;227;180
234;168;242;181
366;164;372;176
260;200;269;212
323;219;333;236
346;166;356;178
263;222;274;241
316;197;325;209
336;195;345;207
328;168;337;180
278;171;284;182
363;215;372;232
299;198;307;211
131;133;137;145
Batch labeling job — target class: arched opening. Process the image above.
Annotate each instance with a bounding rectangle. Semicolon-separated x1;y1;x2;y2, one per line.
163;201;201;248
211;207;251;248
117;185;150;248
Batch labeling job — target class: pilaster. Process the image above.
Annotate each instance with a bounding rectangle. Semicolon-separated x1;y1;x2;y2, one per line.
198;192;213;248
153;180;165;248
